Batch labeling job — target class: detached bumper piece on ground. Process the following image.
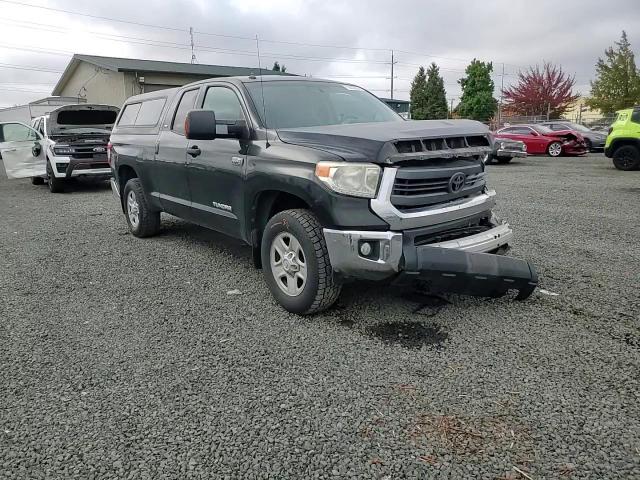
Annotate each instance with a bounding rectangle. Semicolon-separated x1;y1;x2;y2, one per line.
400;246;538;300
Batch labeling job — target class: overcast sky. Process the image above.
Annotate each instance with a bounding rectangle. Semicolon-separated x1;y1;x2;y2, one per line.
0;0;638;108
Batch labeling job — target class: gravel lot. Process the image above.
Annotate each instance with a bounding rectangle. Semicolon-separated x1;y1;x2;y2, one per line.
1;154;639;479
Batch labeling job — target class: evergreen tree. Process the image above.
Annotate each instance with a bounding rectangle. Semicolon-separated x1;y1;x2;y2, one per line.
458;59;498;121
272;61;287;73
410;66;428;120
424;62;448;119
587;31;640;114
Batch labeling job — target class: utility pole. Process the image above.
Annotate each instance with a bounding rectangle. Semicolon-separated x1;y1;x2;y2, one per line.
449;98;454;118
189;27;197;64
498;62;505;126
390;50;396;99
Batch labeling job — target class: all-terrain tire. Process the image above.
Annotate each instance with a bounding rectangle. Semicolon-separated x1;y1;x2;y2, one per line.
612;145;640;171
46;160;65;193
123;178;161;238
261;209;342;315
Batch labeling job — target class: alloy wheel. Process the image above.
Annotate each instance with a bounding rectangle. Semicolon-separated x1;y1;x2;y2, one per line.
270;232;307;296
127;190;140;228
548;142;562;157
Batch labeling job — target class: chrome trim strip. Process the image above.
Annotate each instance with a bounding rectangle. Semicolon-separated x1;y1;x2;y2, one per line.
323;229;403;280
370;167;496;230
427;223;513;253
150;192;238;219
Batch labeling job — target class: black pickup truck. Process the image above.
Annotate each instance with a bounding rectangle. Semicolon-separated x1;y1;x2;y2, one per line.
108;76;537;314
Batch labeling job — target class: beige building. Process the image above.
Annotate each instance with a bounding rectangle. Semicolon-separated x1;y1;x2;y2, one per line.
52;54;289;107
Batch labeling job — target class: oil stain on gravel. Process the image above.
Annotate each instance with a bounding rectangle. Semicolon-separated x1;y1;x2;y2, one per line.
367;322;448;349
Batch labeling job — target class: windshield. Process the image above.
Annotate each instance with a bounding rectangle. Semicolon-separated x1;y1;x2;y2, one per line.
244;80;402;129
531;124;554;135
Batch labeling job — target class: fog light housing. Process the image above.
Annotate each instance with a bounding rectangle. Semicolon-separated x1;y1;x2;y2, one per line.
358;240;380;259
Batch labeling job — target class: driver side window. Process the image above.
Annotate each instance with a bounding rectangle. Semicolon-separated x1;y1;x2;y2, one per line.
202;86;245;124
0;123;38;143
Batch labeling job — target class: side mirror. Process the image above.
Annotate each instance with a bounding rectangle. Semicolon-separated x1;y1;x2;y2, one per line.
185;110;217;141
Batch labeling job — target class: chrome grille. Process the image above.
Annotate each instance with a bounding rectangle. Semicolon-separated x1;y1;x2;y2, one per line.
391;161;485;210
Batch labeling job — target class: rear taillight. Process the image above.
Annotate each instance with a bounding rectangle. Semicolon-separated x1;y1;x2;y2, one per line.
106;141;113;166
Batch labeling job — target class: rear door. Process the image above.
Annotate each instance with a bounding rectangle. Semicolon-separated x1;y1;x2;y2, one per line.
0;122;45;179
186;83;248;238
153;87;201;219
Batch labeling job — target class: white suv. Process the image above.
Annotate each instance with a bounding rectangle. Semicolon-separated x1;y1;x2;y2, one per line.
28;104;119;192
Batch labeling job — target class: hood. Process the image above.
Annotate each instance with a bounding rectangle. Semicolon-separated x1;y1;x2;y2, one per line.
48;104;119;136
544;129;585;141
276;119;492;164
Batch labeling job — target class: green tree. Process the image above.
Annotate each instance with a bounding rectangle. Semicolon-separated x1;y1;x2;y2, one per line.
410;66;428;120
424;62;448;119
457;59;498;121
587;31;640;114
272;61;287;73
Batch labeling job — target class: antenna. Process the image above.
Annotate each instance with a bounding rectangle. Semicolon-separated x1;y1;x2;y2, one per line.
189;27;197;64
255;34;270;147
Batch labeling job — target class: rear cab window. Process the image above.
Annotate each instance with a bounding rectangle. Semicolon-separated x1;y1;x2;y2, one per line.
118;103;142;126
118;98;167;127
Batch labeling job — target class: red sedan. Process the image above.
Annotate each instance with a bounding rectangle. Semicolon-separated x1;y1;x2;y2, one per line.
495;124;588;157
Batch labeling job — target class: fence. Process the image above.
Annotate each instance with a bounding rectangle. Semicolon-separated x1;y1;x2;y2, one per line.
492;112;616;131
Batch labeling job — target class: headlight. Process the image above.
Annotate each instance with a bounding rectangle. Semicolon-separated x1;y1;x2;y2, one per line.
521;143;527;152
315;162;381;198
481;153;490;164
499;142;505;150
53;146;73;155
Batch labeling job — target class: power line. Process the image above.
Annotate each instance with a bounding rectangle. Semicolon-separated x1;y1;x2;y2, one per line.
0;0;530;70
0;0;188;33
0;62;63;73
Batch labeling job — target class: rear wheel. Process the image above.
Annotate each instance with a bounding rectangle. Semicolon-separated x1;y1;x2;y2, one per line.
547;142;562;157
31;177;44;185
496;156;512;164
261;209;341;314
46;160;65;193
612;145;640;171
123;178;160;237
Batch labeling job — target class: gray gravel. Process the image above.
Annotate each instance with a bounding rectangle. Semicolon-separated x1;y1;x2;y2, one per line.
1;154;639;479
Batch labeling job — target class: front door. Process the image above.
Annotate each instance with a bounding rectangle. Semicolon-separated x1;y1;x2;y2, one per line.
0;122;45;179
186;84;248;238
152;88;200;219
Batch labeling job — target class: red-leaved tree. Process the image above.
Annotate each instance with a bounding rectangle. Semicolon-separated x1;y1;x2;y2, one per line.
502;62;579;118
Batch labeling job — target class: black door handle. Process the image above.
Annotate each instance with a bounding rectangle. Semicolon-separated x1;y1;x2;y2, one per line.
187;146;201;157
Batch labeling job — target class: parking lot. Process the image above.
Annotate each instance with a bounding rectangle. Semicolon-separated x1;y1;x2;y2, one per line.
1;153;638;479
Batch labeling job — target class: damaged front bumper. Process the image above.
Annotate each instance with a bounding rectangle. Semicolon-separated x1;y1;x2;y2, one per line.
323;222;538;300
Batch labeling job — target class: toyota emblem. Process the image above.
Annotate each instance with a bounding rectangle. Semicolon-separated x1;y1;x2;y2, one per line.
448;172;466;193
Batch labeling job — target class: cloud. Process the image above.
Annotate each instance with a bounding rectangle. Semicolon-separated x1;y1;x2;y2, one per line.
0;0;638;108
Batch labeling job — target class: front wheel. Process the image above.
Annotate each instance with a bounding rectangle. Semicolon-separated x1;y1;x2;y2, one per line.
261;209;341;315
46;160;65;193
612;145;640;171
496;156;512;164
31;177;44;185
547;142;562;157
